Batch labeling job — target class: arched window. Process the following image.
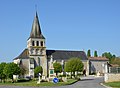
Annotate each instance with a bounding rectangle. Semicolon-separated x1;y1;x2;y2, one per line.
36;49;39;54
41;41;43;46
36;41;39;46
32;41;35;46
31;49;34;54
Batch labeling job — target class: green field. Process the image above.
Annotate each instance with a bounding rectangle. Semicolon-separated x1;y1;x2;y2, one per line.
104;81;120;88
0;79;78;87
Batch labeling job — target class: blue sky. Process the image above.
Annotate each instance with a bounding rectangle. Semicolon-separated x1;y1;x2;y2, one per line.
0;0;120;62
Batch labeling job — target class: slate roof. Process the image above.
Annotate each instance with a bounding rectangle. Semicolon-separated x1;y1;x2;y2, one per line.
46;50;88;61
89;57;109;61
14;49;29;60
14;49;88;61
29;12;45;39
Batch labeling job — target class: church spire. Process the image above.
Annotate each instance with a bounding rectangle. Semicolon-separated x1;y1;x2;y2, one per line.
29;12;45;39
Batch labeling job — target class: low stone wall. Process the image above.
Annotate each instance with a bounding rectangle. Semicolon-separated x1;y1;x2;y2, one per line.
104;73;120;82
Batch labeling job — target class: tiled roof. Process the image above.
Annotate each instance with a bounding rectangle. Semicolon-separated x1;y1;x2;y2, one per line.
14;49;88;61
89;57;109;61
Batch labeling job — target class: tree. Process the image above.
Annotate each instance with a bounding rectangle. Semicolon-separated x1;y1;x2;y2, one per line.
0;62;6;82
102;52;115;63
53;62;62;76
3;63;21;80
20;65;28;77
94;51;98;57
34;66;43;77
87;49;91;57
65;58;84;78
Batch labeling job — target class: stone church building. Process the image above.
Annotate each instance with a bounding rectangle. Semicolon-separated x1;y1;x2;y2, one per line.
14;12;108;78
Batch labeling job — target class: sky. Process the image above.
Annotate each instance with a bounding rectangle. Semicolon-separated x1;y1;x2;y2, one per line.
0;0;120;62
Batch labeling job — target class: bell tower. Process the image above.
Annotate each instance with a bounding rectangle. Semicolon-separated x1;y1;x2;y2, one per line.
27;12;47;76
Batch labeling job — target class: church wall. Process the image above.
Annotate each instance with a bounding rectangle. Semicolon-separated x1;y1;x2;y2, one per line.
20;59;30;77
29;56;48;77
40;56;48;76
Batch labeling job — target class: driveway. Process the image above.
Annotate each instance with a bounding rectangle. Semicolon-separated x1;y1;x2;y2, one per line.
0;76;105;88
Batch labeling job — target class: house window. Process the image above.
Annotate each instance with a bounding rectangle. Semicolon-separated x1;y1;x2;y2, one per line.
41;41;43;46
36;41;39;46
32;41;35;46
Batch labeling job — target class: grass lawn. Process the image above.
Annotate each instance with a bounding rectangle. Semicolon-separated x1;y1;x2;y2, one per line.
104;81;120;88
0;79;78;87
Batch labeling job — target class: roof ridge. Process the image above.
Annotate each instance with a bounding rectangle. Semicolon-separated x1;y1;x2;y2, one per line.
46;49;84;52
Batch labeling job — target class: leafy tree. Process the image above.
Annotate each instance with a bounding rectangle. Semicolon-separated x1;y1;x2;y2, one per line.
87;49;91;57
94;50;98;57
112;57;120;66
3;63;21;80
34;66;43;77
112;55;116;59
65;58;84;78
0;62;6;82
53;62;62;76
20;65;28;77
102;52;115;63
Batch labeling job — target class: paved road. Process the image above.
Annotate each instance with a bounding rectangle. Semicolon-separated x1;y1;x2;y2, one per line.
0;76;106;88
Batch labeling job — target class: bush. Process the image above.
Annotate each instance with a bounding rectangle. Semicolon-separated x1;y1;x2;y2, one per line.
40;79;48;82
58;74;66;77
17;78;30;82
58;78;63;82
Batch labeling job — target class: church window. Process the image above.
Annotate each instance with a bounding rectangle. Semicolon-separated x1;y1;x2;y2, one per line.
32;41;35;46
36;41;39;46
36;49;39;54
40;49;43;54
31;49;34;54
41;41;43;46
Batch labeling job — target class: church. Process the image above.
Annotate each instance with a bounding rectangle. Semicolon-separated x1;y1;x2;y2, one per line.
14;12;107;78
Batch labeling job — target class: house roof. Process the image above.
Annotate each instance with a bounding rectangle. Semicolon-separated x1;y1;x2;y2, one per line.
14;49;88;61
89;57;109;61
29;12;45;39
108;63;119;67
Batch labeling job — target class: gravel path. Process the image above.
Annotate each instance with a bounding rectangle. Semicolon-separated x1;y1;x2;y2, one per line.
0;76;106;88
